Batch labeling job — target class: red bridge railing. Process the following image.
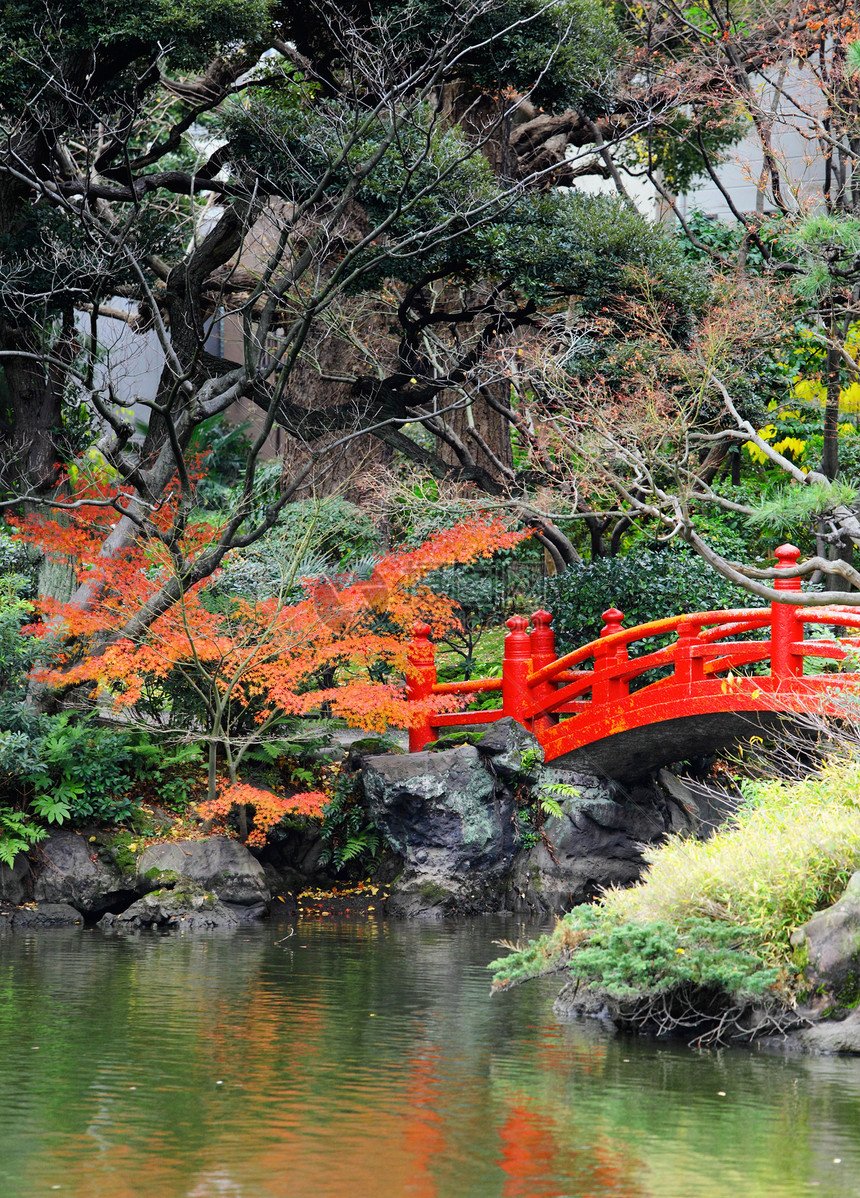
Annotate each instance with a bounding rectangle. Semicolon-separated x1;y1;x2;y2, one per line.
405;543;860;758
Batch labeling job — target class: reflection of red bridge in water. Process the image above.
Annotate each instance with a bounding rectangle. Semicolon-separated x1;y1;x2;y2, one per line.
406;545;860;777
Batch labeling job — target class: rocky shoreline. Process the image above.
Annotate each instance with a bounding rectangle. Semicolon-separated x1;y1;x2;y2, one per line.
1;718;721;931
9;718;857;1054
0;832;272;931
361;717;728;918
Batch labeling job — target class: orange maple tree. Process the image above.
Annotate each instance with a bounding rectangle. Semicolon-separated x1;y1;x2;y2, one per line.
200;782;329;847
14;480;529;831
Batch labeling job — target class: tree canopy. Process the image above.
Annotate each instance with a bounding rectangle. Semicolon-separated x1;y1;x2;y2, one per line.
8;0;860;630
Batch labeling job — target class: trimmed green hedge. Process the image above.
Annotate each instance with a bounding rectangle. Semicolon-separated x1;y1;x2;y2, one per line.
544;548;760;652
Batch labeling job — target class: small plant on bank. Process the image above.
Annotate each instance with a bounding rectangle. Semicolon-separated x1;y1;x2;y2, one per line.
318;767;383;873
515;789;567;849
513;752;572;848
0;806;48;867
195;754;388;871
198;781;327;847
195;730;332;845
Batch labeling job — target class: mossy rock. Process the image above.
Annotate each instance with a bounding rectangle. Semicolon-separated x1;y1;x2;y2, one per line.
419;880;453;902
428;731;484;752
143;867;182;887
835;971;860;1010
349;736;404;756
129;808;155;835
101;831;143;875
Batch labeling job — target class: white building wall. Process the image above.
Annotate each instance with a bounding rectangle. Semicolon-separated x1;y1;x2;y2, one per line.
577;65;831;222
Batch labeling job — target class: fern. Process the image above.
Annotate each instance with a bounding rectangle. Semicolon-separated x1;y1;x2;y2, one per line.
319;769;386;873
243;742;284;764
335;829;382;867
537;780;578;821
0;807;47;868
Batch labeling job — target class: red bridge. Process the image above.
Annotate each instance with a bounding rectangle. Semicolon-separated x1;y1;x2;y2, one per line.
406;545;860;778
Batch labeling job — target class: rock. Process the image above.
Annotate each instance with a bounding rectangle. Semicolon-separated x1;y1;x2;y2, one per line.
0;852;31;905
101;884;240;931
799;1009;860;1054
225;902;268;922
12;902;83;928
657;770;739;838
262;861;304;896
263;818;332;883
387;882;459;919
554;980;618;1023
4;834;273;931
344;735;404;770
476;718;544;786
136;838;270;906
508;769;667;914
364;744;517;915
364;745;514;878
32;831;130;916
791;871;860;1000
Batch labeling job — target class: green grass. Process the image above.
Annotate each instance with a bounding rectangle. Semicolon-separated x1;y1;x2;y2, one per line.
434;624;506;681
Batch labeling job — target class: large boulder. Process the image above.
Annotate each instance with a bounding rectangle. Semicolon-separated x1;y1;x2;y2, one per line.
32;831;131;916
791;871;860;1001
363;745;516;914
364;745;512;874
101;884;241;931
508;769;667;914
136;838;270;906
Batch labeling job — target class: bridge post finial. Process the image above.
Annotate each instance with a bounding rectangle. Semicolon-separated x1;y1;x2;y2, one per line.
601;608;625;638
771;544;803;682
676;619;704;687
530;609;555;662
407;622;438;751
503;615;532;725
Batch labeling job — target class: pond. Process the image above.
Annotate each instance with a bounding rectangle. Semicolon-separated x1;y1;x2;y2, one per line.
1;916;860;1198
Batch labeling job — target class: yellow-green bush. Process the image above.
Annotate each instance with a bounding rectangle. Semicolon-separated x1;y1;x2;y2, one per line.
602;759;860;962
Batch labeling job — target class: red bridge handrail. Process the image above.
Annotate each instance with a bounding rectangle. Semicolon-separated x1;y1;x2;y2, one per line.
405;543;860;756
526;607;771;689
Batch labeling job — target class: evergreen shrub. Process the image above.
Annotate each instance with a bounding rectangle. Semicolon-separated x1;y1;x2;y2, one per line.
544;547;760;651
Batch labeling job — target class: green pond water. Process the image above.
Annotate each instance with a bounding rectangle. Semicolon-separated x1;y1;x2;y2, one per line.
2;916;860;1198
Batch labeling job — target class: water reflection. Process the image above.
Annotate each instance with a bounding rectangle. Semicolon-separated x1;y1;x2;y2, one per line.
0;920;859;1197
